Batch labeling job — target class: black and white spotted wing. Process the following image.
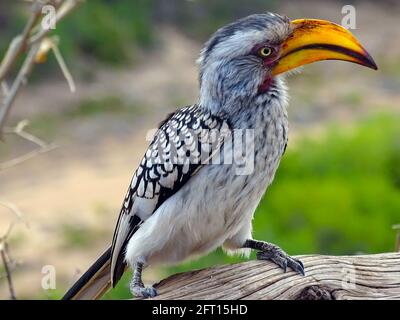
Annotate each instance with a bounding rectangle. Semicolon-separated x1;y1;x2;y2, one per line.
110;105;230;285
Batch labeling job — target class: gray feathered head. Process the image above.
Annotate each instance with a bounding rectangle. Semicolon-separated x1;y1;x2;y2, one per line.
197;12;377;110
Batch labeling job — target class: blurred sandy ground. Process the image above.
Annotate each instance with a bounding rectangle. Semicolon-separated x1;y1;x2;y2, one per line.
0;0;399;298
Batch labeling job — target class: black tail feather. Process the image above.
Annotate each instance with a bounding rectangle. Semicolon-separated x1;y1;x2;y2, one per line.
62;247;111;300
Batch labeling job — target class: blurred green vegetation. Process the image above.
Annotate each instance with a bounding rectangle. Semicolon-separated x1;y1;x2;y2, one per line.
67;96;134;117
102;113;400;299
60;223;107;249
152;0;278;40
53;0;155;65
257;114;400;255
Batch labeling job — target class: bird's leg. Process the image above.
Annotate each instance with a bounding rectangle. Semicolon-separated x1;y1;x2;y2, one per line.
129;261;157;298
243;239;305;275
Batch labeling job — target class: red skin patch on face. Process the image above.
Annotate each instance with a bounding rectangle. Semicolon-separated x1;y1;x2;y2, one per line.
258;76;272;94
251;44;281;94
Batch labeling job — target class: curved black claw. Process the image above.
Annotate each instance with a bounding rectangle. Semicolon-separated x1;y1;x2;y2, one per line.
131;285;158;298
256;249;305;276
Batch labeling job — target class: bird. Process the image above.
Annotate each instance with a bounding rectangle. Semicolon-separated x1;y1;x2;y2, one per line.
63;12;377;300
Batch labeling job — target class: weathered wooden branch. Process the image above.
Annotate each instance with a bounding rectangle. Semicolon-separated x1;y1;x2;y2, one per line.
146;253;400;300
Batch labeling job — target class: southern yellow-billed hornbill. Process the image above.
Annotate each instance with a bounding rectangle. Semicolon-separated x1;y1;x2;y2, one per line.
63;13;377;299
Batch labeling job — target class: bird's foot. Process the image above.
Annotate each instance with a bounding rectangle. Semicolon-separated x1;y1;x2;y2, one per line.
256;246;305;276
130;284;158;298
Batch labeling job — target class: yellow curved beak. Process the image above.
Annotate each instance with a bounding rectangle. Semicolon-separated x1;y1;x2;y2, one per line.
272;19;378;76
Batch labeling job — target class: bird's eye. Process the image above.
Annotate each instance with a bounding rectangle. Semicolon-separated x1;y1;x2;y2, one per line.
259;47;273;57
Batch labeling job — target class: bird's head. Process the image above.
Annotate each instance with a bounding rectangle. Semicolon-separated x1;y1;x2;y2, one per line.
198;13;377;111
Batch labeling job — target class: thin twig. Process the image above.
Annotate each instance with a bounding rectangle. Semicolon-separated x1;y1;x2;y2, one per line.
1;120;57;170
0;143;57;171
0;201;24;222
0;256;19;281
28;0;83;47
0;1;45;82
0;43;41;133
36;37;76;92
0;0;82;300
0;143;57;170
0;245;16;300
50;40;76;92
0;199;28;300
1;81;10;97
4;120;48;148
0;0;82;133
0;223;20;300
